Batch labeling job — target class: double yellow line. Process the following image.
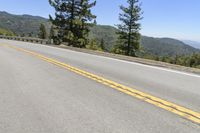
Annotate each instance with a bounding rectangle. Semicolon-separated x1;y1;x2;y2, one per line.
1;43;200;124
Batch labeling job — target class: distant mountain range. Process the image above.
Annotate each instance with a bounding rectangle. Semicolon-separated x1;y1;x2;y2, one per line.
182;40;200;49
0;11;199;57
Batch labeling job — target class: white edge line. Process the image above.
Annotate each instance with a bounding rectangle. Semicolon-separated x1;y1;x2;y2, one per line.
40;44;200;78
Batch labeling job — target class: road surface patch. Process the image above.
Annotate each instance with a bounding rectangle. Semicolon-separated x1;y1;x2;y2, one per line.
1;43;200;125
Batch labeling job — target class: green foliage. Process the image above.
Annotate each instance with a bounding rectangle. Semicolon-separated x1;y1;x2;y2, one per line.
89;25;118;51
141;54;200;69
49;25;61;44
38;24;47;39
0;27;15;36
100;39;106;51
28;32;34;37
49;26;55;39
49;0;96;47
111;43;127;55
116;0;143;56
183;54;200;67
86;39;98;50
85;39;105;51
0;11;49;36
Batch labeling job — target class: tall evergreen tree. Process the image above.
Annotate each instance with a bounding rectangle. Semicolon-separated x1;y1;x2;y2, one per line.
116;0;143;56
49;0;96;47
49;25;57;44
28;32;33;37
38;23;47;39
100;38;105;51
49;26;55;39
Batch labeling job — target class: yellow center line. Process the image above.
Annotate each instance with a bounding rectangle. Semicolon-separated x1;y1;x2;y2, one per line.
1;43;200;124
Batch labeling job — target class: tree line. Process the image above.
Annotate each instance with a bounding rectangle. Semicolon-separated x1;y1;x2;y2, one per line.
151;54;200;68
37;0;143;56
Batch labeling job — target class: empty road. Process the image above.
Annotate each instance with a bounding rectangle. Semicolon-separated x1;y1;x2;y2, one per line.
0;39;200;133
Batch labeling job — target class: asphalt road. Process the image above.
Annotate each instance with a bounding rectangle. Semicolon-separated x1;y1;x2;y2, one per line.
0;39;200;133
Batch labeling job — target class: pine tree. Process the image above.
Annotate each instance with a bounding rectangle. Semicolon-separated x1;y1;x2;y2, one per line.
49;26;55;39
38;23;47;39
28;33;32;37
116;0;143;56
49;0;96;47
48;25;57;44
21;33;25;37
100;38;105;51
28;32;34;37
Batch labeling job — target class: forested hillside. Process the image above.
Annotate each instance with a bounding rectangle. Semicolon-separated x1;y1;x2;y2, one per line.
141;37;199;56
0;27;15;36
0;11;49;36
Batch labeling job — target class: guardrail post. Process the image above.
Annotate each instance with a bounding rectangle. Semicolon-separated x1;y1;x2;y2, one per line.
0;35;49;46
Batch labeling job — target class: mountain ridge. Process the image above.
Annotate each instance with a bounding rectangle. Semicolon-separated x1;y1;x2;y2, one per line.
0;11;48;36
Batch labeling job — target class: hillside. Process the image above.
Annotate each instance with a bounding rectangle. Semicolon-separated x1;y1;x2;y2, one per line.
89;25;199;56
141;37;199;56
89;25;118;50
0;27;15;36
0;11;199;56
0;11;49;36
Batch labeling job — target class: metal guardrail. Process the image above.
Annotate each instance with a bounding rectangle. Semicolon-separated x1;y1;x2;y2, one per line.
0;35;49;44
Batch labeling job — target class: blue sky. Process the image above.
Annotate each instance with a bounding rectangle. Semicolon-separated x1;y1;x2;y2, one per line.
0;0;200;41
